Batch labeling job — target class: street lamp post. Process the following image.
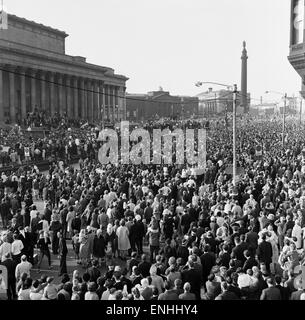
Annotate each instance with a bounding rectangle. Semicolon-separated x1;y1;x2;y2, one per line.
300;98;303;125
196;81;238;185
232;84;237;186
265;91;287;148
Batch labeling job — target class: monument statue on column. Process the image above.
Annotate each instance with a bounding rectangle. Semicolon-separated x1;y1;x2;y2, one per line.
241;41;248;113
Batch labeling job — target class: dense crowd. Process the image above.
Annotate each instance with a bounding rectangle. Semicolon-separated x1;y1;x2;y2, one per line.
0;115;305;300
0;121;98;168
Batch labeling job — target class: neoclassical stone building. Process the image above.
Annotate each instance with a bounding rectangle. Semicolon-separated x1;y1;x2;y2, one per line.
0;14;128;124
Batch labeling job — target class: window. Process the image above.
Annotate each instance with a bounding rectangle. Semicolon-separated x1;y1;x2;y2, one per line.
292;0;304;45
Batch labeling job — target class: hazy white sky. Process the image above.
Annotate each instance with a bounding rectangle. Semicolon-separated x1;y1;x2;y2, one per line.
4;0;300;103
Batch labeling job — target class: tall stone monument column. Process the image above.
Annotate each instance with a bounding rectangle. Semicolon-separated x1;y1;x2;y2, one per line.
241;41;248;113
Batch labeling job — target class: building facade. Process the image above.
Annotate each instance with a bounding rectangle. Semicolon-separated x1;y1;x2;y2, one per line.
288;0;305;98
126;89;198;122
0;14;128;124
196;88;251;117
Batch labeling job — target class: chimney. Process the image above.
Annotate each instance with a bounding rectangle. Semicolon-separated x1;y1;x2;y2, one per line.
208;88;213;93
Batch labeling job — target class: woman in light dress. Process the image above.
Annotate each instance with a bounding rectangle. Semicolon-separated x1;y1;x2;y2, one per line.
79;229;90;268
116;219;131;260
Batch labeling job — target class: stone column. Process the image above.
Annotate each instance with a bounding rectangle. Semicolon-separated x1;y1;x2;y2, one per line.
93;80;99;123
9;69;16;123
66;76;72;118
20;69;27;121
73;77;78;119
113;86;116;122
104;85;108;121
98;81;103;121
80;78;85;120
107;85;111;122
30;69;36;112
40;72;46;113
49;72;55;116
58;74;64;116
0;69;3;122
87;80;93;122
101;83;105;126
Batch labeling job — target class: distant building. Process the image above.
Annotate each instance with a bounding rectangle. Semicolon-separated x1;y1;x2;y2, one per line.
249;103;278;116
250;98;301;116
126;89;198;121
196;88;250;117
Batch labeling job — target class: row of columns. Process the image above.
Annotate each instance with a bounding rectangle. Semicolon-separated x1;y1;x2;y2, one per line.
0;65;126;124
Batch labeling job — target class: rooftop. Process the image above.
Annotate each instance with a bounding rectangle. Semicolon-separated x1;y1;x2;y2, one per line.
8;13;68;38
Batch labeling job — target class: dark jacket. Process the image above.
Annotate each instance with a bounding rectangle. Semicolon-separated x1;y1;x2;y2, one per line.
1;258;16;281
215;290;240;300
181;268;202;300
59;238;68;256
260;286;281;300
243;257;258;272
257;240;273;264
200;252;216;279
87;266;101;283
245;231;259;250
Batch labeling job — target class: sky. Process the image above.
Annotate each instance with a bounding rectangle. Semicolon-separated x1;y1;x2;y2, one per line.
4;0;300;104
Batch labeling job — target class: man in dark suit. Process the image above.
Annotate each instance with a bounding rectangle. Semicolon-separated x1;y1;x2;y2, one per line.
245;226;259;255
218;244;231;269
256;234;272;273
158;281;179;300
24;226;35;265
1;253;17;300
274;275;290;300
58;232;68;276
260;277;281;300
138;254;151;278
200;244;216;288
242;250;258;272
204;273;221;300
126;252;139;274
215;281;240;300
87;259;101;283
181;261;202;300
232;236;247;264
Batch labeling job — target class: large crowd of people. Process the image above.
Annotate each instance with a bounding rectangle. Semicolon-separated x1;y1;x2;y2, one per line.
0;114;305;300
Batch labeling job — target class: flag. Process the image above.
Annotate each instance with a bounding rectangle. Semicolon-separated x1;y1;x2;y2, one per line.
0;11;7;30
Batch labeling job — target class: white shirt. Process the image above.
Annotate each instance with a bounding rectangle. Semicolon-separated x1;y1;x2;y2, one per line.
237;273;252;288
40;220;49;233
15;261;32;280
11;239;24;256
30;291;43;300
224;203;232;214
292;224;303;249
30;210;39;221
